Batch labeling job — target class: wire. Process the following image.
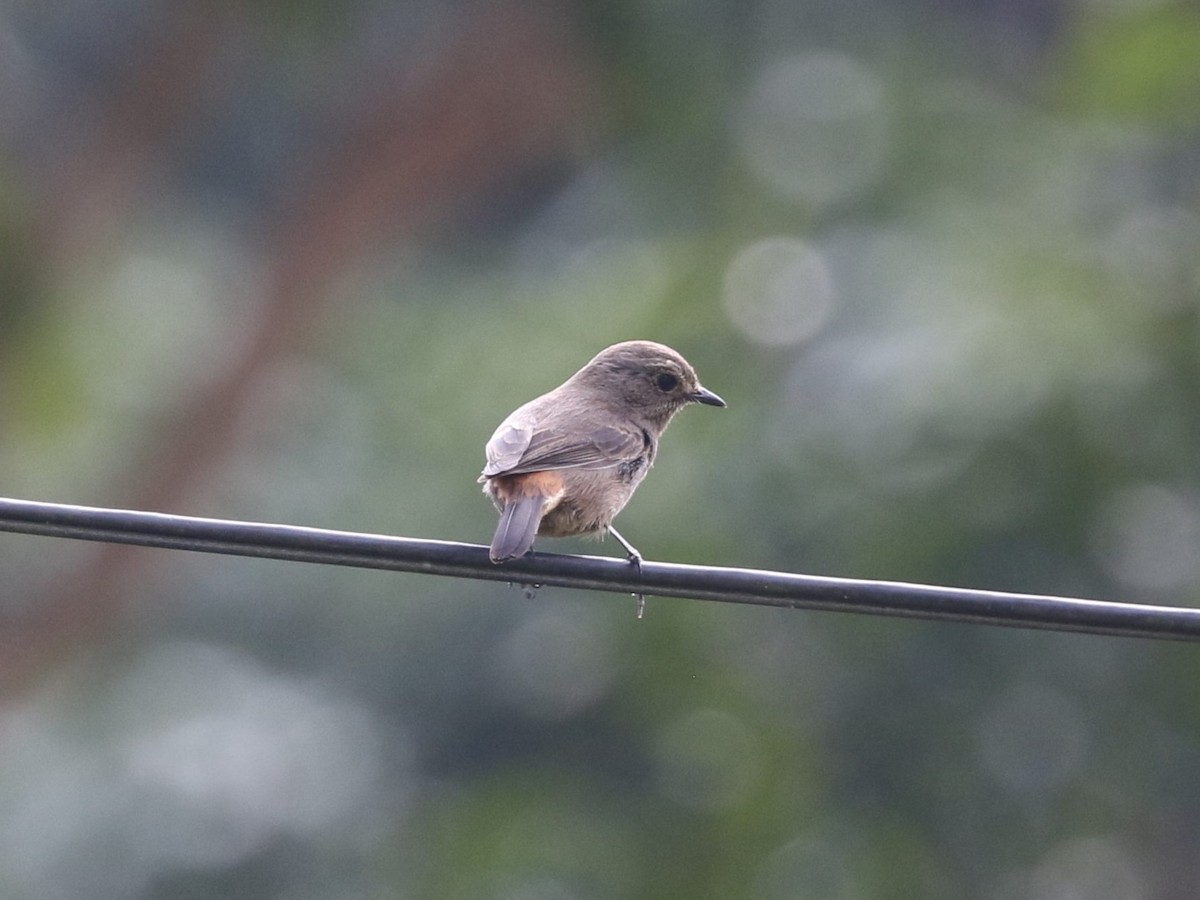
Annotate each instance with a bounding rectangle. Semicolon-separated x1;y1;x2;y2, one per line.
1;495;1197;641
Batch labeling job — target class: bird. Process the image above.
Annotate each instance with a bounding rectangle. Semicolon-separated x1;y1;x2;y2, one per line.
479;340;725;564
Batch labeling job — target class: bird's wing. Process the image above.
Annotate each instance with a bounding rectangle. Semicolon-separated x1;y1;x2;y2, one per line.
482;417;535;476
482;413;646;478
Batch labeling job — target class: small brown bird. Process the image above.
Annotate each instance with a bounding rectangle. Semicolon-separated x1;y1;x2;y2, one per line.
480;340;725;564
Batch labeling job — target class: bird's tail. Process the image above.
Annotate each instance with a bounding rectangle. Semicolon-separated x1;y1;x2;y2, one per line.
490;496;546;562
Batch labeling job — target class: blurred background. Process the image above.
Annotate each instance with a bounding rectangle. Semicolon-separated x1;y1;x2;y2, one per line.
1;0;1199;896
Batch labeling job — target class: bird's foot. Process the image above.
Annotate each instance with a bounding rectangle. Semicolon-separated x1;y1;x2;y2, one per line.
608;526;647;618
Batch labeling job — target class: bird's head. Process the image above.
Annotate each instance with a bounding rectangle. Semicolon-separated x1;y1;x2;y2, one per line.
572;340;725;430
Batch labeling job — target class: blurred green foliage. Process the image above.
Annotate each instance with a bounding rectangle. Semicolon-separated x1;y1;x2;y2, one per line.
1062;6;1200;125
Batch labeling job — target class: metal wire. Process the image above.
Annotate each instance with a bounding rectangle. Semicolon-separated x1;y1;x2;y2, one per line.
2;495;1198;641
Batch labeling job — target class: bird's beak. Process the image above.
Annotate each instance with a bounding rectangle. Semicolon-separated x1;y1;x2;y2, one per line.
691;386;726;407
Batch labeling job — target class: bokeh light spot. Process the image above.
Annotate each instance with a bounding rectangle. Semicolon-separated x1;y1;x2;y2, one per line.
976;683;1088;797
1089;483;1200;594
492;610;617;720
737;51;890;208
722;236;835;346
1027;836;1147;900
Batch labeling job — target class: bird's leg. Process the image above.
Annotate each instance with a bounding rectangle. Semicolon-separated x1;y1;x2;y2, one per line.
607;525;647;618
607;525;642;566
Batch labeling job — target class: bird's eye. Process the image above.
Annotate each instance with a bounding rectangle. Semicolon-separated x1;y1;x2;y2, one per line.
655;373;679;392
